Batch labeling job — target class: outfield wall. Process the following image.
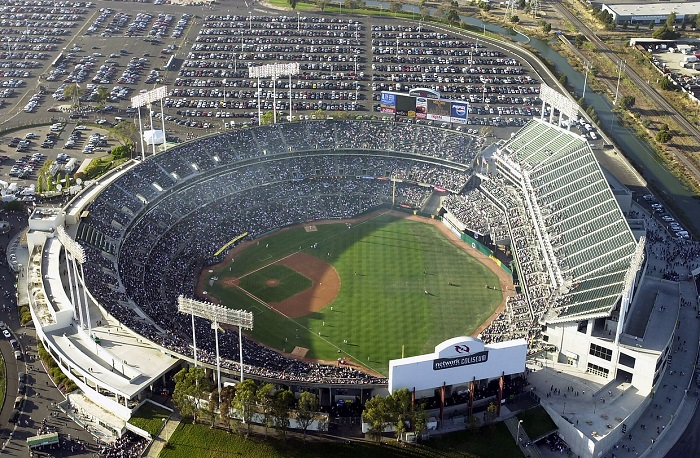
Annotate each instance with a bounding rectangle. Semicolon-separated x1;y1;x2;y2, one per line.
440;211;513;277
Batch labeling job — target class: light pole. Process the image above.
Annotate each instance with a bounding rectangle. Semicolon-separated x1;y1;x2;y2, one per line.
614;59;625;106
582;61;591;98
249;11;252;31
418;18;422;33
517;420;523;444
297;11;300;32
396;36;399;63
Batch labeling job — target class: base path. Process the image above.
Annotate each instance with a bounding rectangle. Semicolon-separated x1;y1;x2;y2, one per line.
270;252;341;318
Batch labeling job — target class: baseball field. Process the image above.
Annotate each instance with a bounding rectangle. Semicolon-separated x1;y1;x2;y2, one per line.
200;212;506;375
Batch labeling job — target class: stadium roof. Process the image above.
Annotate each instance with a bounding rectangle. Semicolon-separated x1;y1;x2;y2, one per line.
491;119;639;323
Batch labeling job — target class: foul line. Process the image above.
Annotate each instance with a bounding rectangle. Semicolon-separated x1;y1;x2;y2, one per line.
228;209;394;373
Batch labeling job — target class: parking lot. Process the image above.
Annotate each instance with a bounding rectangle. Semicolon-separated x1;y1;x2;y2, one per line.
0;122;118;193
0;0;601;194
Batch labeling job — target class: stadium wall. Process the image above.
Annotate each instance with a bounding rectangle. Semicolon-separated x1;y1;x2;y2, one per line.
440;211;513;276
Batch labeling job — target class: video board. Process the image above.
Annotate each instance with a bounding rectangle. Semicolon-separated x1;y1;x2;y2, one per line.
381;91;469;124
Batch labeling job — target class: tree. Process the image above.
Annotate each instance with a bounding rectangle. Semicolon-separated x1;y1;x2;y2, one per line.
318;0;330;11
233;379;258;436
445;8;460;25
659;77;678;91
95;87;110;106
288;0;298;9
586;105;599;124
656;124;673;143
256;383;275;437
272;389;295;437
666;12;676;28
172;367;212;423
510;15;520;24
63;83;84;108
413;401;428;436
389;1;402;14
208;390;219;427
652;24;679;40
219;385;236;432
483;402;498;424
260;111;274;125
574;34;586;48
112;120;139;147
296;391;320;441
696;14;700;30
420;5;429;19
542;22;552;33
362;396;391;441
619;95;636;110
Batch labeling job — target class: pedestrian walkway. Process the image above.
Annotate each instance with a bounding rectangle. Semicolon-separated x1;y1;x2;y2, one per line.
144;411;181;458
504;416;542;458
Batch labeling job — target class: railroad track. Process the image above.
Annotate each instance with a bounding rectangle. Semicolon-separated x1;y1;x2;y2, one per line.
551;2;700;184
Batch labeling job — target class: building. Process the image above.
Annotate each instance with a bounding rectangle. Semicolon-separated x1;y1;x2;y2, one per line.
601;2;700;25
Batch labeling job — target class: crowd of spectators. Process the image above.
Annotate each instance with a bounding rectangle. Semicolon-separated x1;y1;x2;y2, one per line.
100;431;148;458
77;120;481;385
442;187;508;240
645;215;700;281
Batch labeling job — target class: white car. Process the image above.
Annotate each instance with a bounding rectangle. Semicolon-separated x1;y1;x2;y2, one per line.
2;329;10;339
75;125;88;130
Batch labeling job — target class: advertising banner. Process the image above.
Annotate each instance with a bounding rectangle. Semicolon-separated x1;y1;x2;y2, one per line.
380;92;396;114
450;102;469;124
427;99;451;122
415;97;427;119
395;94;416;117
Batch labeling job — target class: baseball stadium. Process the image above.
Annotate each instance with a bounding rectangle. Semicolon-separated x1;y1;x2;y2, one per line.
23;97;662;458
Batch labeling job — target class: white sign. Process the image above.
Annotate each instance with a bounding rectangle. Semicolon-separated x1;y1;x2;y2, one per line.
388;336;526;393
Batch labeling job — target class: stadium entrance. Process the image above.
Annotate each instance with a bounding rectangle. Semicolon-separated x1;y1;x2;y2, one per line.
389;336;526;423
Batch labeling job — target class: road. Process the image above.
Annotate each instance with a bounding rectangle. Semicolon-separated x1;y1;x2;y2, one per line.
0;211;99;457
549;1;700;184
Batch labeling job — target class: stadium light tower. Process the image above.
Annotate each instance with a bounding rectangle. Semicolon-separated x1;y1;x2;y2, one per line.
249;63;300;125
131;86;168;160
178;296;253;398
539;84;579;129
56;225;91;336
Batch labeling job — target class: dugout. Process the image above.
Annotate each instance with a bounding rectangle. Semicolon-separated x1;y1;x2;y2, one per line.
389;336;526;423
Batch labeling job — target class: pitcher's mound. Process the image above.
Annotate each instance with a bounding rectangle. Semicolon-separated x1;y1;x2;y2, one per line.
266;279;280;287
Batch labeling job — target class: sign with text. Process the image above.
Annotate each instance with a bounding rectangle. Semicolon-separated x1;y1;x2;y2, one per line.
433;351;489;370
389;336;526;394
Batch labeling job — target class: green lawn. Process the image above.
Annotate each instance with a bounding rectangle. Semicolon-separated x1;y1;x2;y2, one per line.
238;264;312;303
160;421;523;458
129;401;172;437
206;214;502;375
517;406;557;441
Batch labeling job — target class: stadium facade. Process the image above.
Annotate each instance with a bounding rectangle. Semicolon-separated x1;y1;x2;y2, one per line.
21;114;672;457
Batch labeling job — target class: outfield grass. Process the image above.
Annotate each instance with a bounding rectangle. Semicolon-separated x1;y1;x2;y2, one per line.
129;402;172;437
159;421;523;458
238;264;312;303
206;214;502;374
